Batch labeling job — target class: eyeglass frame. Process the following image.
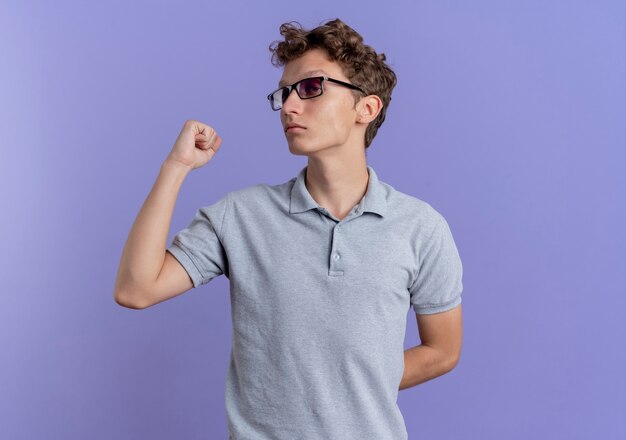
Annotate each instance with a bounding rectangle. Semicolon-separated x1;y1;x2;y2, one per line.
267;76;366;111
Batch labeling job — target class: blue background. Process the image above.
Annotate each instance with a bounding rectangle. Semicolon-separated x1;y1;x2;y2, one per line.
1;1;625;438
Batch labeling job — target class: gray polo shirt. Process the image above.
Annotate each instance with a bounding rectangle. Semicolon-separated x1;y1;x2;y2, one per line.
166;165;463;440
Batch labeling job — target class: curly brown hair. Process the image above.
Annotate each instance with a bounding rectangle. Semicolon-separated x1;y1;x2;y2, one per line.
269;19;397;149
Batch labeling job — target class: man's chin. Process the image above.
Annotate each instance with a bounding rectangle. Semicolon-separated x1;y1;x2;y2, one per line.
287;142;312;156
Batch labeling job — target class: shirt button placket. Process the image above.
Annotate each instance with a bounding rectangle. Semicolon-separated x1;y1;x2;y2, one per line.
329;223;344;277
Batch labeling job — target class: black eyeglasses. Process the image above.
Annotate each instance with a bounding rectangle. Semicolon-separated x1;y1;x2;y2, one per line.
267;76;365;111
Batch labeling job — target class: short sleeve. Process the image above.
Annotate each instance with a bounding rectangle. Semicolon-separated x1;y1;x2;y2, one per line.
166;193;231;288
409;214;463;314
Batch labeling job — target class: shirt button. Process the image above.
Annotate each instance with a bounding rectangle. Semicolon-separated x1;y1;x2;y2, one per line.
333;253;340;260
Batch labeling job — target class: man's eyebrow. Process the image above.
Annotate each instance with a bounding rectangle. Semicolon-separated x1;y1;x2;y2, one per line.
278;70;328;88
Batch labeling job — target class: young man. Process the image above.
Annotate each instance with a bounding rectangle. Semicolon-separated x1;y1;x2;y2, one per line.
114;18;463;440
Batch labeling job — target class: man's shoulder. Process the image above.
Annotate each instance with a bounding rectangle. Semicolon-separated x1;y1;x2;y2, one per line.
225;175;296;210
382;181;444;225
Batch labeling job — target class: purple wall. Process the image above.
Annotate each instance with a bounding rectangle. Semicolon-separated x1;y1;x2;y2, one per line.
1;1;625;439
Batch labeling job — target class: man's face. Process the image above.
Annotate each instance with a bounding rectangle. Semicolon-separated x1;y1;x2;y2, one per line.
278;48;362;156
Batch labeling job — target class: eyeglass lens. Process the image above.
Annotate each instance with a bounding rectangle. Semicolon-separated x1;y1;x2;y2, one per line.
272;77;324;110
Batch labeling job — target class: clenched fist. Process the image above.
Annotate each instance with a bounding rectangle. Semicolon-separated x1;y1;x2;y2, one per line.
165;120;223;170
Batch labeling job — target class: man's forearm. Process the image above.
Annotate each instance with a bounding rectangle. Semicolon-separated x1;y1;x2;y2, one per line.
114;159;191;305
399;344;456;391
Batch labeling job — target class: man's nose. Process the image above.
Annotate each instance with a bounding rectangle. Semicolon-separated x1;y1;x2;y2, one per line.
281;88;303;114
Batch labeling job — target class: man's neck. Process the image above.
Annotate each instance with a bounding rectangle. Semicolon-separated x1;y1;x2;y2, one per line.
305;149;369;221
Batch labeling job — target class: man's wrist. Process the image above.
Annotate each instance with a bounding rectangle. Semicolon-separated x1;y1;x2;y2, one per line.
162;157;192;175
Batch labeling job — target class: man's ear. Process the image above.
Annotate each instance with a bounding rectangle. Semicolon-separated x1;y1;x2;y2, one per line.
356;95;383;124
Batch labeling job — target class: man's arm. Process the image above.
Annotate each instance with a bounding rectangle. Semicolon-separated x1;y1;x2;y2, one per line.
399;304;463;391
113;120;222;309
113;159;192;309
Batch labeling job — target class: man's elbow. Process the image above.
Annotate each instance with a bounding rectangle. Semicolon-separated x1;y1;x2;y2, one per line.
443;350;462;373
113;289;146;310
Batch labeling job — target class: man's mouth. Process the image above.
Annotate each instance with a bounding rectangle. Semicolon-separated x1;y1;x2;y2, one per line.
285;123;306;132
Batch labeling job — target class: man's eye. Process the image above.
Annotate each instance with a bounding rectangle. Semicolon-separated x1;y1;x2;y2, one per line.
303;83;321;95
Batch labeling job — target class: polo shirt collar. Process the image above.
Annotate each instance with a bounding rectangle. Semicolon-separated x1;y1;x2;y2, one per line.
289;165;387;217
